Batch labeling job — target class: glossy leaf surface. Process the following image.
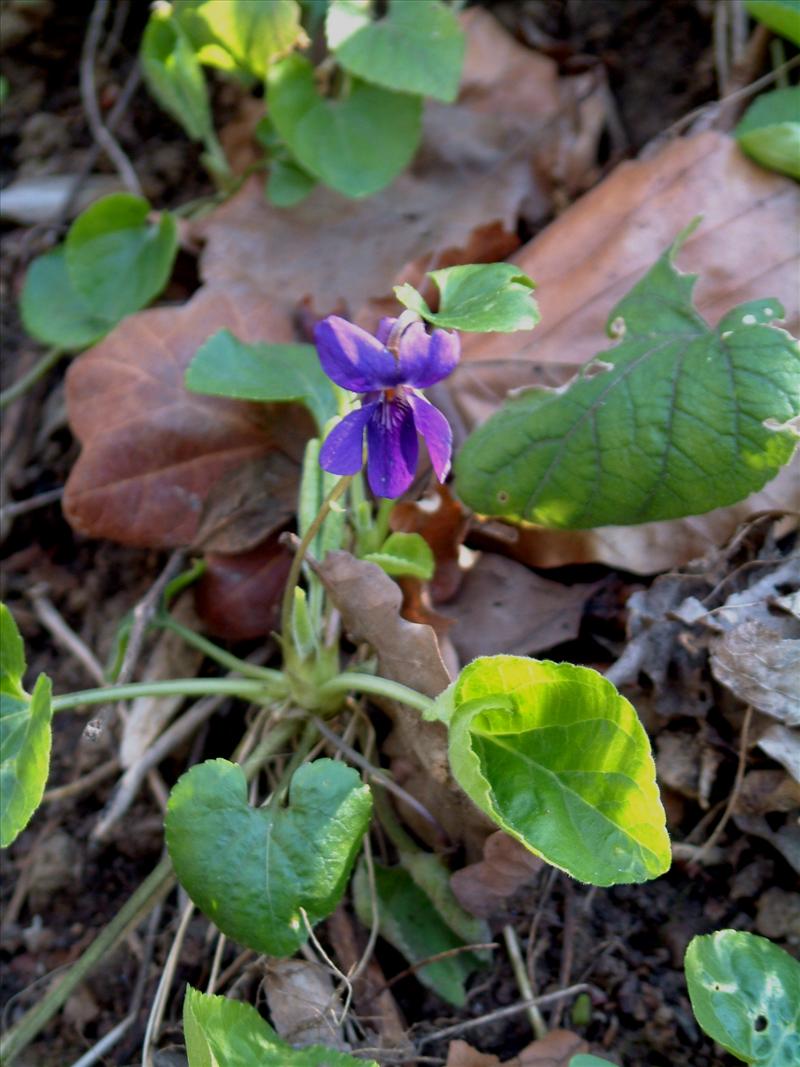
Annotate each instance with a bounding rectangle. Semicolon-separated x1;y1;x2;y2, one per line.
326;0;465;102
176;0;304;77
65;194;178;323
432;656;671;885
744;0;800;44
363;531;435;579
455;225;800;528
736;88;800;179
0;604;53;848
184;986;376;1066
185;329;337;430
267;55;422;198
166;758;372;956
685;930;800;1066
396;263;539;333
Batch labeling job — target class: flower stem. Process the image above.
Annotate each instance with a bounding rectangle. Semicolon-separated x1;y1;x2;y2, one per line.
51;677;272;714
280;475;352;642
0;347;64;410
317;671;436;717
157;614;287;687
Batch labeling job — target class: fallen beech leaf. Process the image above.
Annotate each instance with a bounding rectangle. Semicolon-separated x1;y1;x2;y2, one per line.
64;284;312;547
450;830;544;919
318;551;450;698
758;723;800;783
263;959;345;1048
446;553;600;661
446;1041;501;1067
194;537;292;640
192;10;601;320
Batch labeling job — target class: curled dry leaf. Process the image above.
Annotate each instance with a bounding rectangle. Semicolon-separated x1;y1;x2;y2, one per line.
450;830;545;919
263;959;345;1048
64;284;311;547
446;1030;591;1067
194;537;292;640
758;723;800;783
735;770;800;817
450;131;800;574
391;483;469;603
445;552;601;662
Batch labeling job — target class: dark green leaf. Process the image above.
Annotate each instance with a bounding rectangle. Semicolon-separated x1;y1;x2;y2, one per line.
166;758;372;956
685;930;800;1066
65;194;178;323
395;263;539;333
176;0;304;78
455;224;800;528
266;156;317;206
736;87;800;179
0;604;53;848
744;0;800;44
141;6;214;143
363;531;435;579
431;656;671;886
267;54;422;198
353;861;484;1006
184;986;377;1066
20;247;114;350
185;329;338;430
326;0;465;103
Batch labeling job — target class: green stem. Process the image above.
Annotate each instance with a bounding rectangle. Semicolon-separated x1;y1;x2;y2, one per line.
0;856;174;1064
157;614;287;687
0;348;64;410
51;677;272;714
373;497;394;546
280;475;352;643
317;672;436;717
0;719;301;1063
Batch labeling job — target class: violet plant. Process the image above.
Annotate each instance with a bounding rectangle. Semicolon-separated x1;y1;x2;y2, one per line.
2;245;799;1063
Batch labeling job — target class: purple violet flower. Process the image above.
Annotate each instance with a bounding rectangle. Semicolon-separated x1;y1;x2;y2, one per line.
315;313;459;499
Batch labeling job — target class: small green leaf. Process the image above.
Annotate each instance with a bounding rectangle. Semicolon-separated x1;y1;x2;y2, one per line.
141;5;214;144
185;329;337;430
326;0;465;103
184;986;377;1066
267;54;422;198
176;0;304;78
266;155;317;206
65;194;178;324
569;1058;617;1067
432;656;671;886
685;930;800;1066
0;604;53;848
744;0;800;45
363;531;435;579
353;861;484;1006
20;247;114;350
455;224;800;528
396;263;539;333
735;87;800;179
166;758;372;956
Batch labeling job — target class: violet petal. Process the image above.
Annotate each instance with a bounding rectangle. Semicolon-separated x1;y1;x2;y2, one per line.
408;393;452;482
319;403;377;475
376;317;396;344
366;396;418;498
399;324;460;387
315;316;402;392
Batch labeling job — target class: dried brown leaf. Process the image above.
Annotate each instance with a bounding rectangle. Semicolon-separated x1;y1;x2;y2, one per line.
446;1031;591;1067
64;284;311;547
194;537;291;640
450;831;545;919
392;484;469;603
735;770;800;817
263;959;345;1048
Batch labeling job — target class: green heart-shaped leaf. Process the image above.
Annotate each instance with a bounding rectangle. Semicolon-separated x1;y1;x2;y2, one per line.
166;757;372;956
267;54;422;198
396;263;540;333
432;656;670;886
185;329;338;430
176;0;304;79
184;986;378;1066
454;222;800;528
326;0;465;103
685;930;800;1066
1;604;53;848
65;193;178;324
20;247;114;350
736;87;800;179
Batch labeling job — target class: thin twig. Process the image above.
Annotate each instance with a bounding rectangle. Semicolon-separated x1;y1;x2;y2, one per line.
696;706;753;861
526;866;558;993
368;942;499;1002
550;882;575;1029
29;585;106;685
211;949;255;995
68;1013;136;1067
141;898;194;1067
42;759;120;804
80;0;142;196
504;924;546;1040
0;487;63;523
416;984;590;1047
0;348;64;410
206;932;228;996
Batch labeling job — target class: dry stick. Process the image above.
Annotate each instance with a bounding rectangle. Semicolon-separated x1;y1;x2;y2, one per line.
525;866;558;993
212;949;255;995
42;758;120;804
29;585;106;685
550;882;575;1029
141;897;194;1066
696;705;753;862
206;932;228;996
80;0;142;196
368;943;499;1002
503;924;546;1040
0;487;63;523
416;983;591;1047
